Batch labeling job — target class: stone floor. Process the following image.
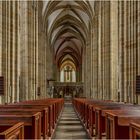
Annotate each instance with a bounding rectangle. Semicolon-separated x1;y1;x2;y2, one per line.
52;102;90;139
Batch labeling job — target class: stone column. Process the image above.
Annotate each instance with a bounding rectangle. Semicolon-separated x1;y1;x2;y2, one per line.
98;1;102;100
118;1;124;102
92;14;98;99
41;31;47;98
11;1;15;103
1;1;8;103
82;49;85;83
90;23;93;98
123;1;127;102
127;1;131;103
10;1;20;103
85;40;91;98
110;1;119;101
7;1;11;103
46;41;53;95
133;1;138;104
0;1;2;103
16;1;20;102
137;1;140;103
104;1;111;100
138;2;140;76
19;1;29;101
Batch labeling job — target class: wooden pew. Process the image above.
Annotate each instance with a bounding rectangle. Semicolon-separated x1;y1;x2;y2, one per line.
14;98;64;124
0;112;41;139
0;98;64;138
105;110;140;139
0;122;24;139
11;102;58;136
0;98;64;139
73;98;140;139
0;108;48;139
94;103;140;139
15;98;64;127
0;104;53;137
130;120;140;139
73;98;108;137
82;100;114;137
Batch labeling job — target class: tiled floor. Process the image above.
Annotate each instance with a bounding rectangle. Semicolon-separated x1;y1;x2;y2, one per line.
52;102;90;139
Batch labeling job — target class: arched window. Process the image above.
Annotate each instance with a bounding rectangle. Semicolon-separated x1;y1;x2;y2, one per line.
60;63;76;82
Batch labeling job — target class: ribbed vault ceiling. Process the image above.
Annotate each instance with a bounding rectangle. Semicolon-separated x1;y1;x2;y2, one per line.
43;0;94;69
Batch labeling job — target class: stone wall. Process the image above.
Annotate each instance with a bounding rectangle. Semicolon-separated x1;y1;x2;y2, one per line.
0;1;47;104
90;1;111;100
90;1;140;104
0;1;140;104
118;1;139;103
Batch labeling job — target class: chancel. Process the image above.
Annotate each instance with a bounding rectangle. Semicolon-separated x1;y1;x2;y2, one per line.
0;0;140;139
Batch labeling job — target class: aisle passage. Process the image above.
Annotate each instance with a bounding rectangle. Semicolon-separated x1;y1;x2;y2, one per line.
53;102;90;139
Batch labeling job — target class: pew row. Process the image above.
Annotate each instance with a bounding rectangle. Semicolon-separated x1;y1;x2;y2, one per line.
94;103;140;138
105;110;140;139
0;112;41;139
0;98;64;139
73;98;114;137
10;99;64;137
0;108;48;139
73;98;140;139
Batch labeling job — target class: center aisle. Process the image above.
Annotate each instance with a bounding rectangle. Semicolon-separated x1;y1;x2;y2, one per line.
52;102;90;139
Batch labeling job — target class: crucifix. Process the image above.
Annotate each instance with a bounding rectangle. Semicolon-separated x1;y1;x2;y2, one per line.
64;66;72;82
